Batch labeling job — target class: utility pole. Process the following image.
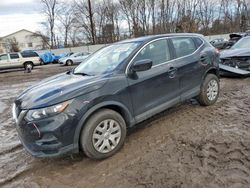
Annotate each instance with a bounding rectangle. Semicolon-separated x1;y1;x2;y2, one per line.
88;0;95;44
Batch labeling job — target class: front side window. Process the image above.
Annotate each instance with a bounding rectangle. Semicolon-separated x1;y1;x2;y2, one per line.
74;42;141;75
133;39;171;66
0;54;8;61
171;37;197;58
74;53;81;57
83;52;90;56
10;53;19;59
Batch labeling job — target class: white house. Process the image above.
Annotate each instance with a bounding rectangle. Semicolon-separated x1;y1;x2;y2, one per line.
0;29;45;53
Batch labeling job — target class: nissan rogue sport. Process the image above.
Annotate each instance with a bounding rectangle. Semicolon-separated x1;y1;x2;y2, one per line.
13;34;220;159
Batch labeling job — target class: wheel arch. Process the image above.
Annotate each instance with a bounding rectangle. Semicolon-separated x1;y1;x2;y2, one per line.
203;67;219;80
23;61;34;66
73;101;134;152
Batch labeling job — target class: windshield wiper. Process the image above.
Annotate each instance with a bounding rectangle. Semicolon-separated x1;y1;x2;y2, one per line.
73;72;93;76
66;68;75;75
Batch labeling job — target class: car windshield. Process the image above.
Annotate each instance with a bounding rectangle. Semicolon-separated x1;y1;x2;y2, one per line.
231;37;250;49
73;42;141;75
66;53;73;57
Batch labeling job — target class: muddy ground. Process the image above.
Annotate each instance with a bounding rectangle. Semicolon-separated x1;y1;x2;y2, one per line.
0;64;249;188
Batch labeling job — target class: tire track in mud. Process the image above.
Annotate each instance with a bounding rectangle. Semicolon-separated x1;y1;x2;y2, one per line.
0;66;250;188
100;78;250;188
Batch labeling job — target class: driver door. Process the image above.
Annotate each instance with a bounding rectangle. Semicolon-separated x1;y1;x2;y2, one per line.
127;38;181;122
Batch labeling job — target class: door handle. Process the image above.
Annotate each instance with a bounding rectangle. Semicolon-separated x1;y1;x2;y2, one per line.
200;55;209;66
167;67;177;78
200;56;207;61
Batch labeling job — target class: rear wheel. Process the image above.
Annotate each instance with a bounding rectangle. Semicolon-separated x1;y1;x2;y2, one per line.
198;74;220;106
24;62;34;70
66;60;73;66
80;109;127;159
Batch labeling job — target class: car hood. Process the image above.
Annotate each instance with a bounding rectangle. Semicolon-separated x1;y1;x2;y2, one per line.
16;72;108;109
220;48;250;59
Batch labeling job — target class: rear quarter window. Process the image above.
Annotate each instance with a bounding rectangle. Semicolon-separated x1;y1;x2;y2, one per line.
21;51;39;58
171;37;197;58
10;53;20;59
193;37;204;47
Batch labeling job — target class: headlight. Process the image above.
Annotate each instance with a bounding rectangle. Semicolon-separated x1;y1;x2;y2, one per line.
25;100;72;121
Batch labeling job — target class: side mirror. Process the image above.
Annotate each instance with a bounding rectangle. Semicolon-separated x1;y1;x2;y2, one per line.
131;59;152;72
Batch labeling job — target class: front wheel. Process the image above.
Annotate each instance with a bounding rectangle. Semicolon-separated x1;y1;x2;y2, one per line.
66;60;73;66
198;74;220;106
80;109;127;159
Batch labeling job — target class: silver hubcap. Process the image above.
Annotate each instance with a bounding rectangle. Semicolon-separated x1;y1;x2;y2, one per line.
92;119;121;153
27;64;32;69
207;79;218;101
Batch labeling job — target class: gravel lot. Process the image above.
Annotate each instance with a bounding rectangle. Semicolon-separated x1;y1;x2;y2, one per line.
0;64;249;188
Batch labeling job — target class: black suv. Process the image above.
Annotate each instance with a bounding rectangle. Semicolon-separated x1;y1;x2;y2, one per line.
13;34;220;159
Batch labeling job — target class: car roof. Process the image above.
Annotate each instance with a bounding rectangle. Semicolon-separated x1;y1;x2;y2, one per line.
117;33;204;44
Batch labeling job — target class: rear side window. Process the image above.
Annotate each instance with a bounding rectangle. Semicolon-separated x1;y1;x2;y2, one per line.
10;53;19;59
193;37;203;47
0;54;8;61
21;51;39;58
171;37;197;58
134;39;171;66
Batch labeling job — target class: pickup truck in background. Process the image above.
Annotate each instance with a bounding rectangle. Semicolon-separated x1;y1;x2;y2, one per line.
0;51;41;70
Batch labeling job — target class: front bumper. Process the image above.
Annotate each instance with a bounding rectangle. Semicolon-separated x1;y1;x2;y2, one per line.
219;64;250;77
14;108;79;158
59;60;66;65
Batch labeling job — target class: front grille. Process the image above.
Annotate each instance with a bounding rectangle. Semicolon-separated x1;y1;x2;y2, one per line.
221;58;250;70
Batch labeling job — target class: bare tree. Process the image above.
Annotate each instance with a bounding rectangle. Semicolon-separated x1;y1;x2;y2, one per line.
58;1;76;47
41;0;59;48
38;0;250;46
74;0;97;44
4;37;19;52
31;31;50;49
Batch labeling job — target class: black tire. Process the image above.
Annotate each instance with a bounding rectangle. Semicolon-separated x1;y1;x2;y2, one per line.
80;109;127;160
24;62;34;70
66;60;73;66
198;74;220;106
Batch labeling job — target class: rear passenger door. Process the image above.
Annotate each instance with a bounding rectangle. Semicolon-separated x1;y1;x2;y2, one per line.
169;37;205;101
9;53;21;68
127;38;180;122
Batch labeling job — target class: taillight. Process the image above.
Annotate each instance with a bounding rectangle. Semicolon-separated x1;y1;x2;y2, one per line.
215;48;220;55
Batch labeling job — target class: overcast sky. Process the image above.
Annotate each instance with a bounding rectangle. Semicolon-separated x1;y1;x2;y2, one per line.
0;0;45;37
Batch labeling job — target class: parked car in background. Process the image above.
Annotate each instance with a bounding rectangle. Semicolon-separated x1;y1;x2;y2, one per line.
219;36;250;77
210;38;228;50
210;32;250;50
59;52;91;66
13;33;220;159
63;52;74;57
0;51;41;70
